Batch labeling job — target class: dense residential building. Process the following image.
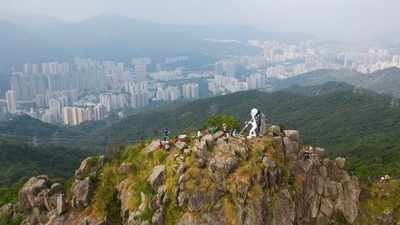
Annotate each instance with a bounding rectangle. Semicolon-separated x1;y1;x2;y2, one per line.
6;90;17;113
246;73;266;90
131;93;150;108
156;86;181;101
182;83;199;99
63;105;104;126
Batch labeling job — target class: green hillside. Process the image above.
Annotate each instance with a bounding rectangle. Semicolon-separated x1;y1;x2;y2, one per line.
0;137;90;185
271;67;400;95
0;115;85;147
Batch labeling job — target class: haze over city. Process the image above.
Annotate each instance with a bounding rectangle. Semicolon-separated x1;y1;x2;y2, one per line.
2;0;400;43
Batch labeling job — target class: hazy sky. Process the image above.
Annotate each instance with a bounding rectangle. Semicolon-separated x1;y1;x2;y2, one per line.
2;0;399;42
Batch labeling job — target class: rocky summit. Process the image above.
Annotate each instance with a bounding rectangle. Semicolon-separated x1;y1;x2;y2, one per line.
3;126;395;225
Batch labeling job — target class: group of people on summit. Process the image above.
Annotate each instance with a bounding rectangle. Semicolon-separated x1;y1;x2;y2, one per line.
162;108;265;145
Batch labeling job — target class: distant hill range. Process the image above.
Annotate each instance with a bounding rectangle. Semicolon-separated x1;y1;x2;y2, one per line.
270;67;400;96
0;14;310;71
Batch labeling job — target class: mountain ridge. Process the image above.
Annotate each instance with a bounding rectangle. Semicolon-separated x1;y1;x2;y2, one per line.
270;67;400;95
0;14;294;70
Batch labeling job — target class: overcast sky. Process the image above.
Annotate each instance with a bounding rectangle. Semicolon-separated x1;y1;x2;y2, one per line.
2;0;399;42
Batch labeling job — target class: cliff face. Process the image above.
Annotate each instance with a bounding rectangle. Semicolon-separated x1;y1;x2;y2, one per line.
8;128;364;225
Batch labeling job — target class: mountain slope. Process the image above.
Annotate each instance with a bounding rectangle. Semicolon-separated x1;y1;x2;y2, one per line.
0;115;85;147
271;67;400;95
0;116;94;186
0;137;89;185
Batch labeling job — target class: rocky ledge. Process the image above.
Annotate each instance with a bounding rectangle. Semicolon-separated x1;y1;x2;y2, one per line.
3;127;364;225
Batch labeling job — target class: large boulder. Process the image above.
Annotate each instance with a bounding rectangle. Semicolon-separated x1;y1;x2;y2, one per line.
118;178;133;219
75;156;105;180
272;190;295;225
283;137;300;156
187;191;208;212
144;140;162;154
212;131;225;140
56;194;66;216
283;130;300;142
17;175;69;225
202;134;214;147
148;165;166;192
269;125;282;136
0;203;17;224
175;141;188;151
292;154;360;225
194;141;208;168
19;175;50;212
151;208;164;225
209;142;239;177
335;157;346;169
335;176;360;223
71;177;94;209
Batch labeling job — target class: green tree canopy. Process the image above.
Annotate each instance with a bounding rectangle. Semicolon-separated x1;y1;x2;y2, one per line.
205;115;240;131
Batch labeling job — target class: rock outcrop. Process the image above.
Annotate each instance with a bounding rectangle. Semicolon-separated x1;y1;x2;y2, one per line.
15;128;363;225
14;156;106;225
17;175;70;225
148;165;166;192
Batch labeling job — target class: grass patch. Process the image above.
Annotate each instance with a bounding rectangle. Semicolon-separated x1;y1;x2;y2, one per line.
0;182;23;207
357;180;400;224
91;164;124;222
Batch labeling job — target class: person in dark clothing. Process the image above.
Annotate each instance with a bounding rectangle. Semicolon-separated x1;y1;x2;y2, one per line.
163;128;170;142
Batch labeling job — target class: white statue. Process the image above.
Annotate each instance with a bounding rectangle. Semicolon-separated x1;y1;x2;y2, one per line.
248;108;260;138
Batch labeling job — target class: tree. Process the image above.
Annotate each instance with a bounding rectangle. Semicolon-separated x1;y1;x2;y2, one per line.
205;115;240;131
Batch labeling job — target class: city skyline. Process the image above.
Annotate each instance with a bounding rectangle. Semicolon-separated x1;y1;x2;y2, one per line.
3;38;400;126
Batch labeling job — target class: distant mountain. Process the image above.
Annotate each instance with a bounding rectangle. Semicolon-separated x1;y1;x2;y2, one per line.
0;20;63;71
361;67;400;94
271;67;400;95
0;12;65;28
0;14;310;71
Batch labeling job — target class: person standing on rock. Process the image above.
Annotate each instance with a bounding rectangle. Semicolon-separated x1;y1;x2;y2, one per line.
248;108;259;138
222;123;230;137
197;129;202;141
163;128;170;143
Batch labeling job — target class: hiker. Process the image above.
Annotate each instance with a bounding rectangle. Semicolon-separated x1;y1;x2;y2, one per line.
380;174;391;182
304;146;313;160
222;123;230;138
304;151;312;161
163;128;170;142
222;123;228;133
196;129;202;141
231;129;239;137
248;108;259;138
